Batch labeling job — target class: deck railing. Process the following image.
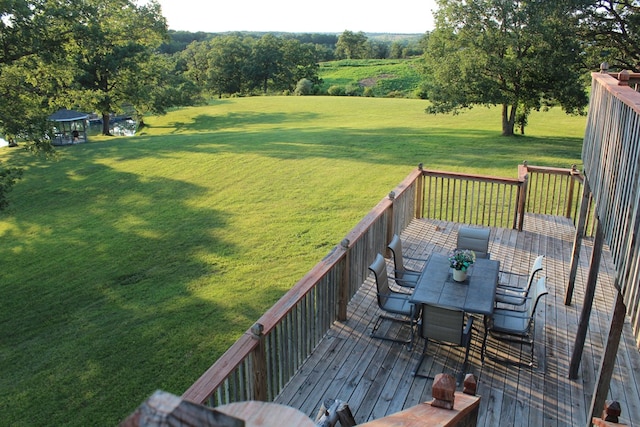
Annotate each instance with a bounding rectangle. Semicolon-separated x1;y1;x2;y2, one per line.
419;163;590;233
182;169;421;406
182;163;586;409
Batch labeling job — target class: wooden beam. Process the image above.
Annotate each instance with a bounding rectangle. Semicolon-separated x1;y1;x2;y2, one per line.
588;292;628;427
569;218;604;379
566;178;592;305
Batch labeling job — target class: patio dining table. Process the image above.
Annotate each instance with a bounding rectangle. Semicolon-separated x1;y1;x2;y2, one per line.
410;253;500;316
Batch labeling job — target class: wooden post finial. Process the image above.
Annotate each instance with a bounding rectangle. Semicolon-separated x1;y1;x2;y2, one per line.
463;374;477;395
250;323;264;337
431;373;456;409
603;400;621;422
618;70;630;86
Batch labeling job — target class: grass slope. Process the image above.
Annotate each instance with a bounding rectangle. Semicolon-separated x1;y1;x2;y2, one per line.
318;59;424;97
0;96;585;426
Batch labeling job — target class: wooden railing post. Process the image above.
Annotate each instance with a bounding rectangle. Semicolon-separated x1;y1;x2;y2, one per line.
250;323;268;401
566;164;578;218
516;163;529;231
386;191;395;256
415;163;424;219
338;239;350;321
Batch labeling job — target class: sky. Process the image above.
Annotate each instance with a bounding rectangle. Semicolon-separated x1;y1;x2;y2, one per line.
147;0;438;34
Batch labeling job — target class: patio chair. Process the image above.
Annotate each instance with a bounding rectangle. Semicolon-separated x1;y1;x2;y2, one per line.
387;234;429;288
495;255;544;308
369;253;419;346
456;226;491;259
413;304;474;384
482;277;548;367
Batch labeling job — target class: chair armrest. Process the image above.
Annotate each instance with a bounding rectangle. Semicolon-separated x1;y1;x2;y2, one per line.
495;287;527;296
496;283;527;291
405;255;429;263
499;270;528;277
493;307;532;319
395;269;421;278
378;291;413;300
463;315;474;335
393;277;417;287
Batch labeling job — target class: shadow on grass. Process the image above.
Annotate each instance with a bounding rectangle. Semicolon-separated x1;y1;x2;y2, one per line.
132;111;583;172
0;160;273;426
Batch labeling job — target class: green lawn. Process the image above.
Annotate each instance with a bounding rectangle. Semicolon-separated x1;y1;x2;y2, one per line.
0;96;585;426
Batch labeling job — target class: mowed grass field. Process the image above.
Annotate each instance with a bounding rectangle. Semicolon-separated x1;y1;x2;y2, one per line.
0;96;586;426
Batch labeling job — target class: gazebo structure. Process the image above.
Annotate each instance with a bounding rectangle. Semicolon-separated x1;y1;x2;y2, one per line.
48;109;89;145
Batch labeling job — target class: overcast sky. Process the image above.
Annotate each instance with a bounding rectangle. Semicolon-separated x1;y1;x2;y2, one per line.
146;0;437;34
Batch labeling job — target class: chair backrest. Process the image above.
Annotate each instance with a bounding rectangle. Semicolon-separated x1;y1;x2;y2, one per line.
388;234;407;277
526;277;549;320
369;253;391;307
525;255;545;290
420;304;465;345
456;227;490;259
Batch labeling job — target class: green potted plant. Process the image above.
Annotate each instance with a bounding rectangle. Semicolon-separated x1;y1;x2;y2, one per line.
448;249;476;282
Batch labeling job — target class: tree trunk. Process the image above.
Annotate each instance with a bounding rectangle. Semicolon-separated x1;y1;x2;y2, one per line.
501;103;516;136
101;112;112;136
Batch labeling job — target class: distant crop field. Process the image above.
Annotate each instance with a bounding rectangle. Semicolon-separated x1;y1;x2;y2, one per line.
318;58;424;97
0;96;585;426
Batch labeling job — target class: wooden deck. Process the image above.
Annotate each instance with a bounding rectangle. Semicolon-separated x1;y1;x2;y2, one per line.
274;215;640;426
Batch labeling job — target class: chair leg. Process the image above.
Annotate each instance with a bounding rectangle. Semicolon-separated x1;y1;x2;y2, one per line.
529;327;536;367
483;332;537;367
412;339;431;378
371;315;413;345
481;317;489;364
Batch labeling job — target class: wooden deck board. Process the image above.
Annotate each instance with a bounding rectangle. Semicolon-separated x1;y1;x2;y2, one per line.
274;216;640;426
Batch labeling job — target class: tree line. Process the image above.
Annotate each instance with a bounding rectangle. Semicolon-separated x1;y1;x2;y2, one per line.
161;30;424;61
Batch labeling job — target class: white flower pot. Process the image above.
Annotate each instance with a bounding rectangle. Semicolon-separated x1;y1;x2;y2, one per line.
452;269;467;282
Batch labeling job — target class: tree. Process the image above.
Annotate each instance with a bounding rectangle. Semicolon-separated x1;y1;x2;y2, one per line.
123;53;201;123
0;0;76;141
335;31;368;59
0;0;72;67
0;0;79;209
248;34;285;93
576;0;640;71
422;0;588;136
66;0;167;135
279;39;321;90
207;35;251;97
